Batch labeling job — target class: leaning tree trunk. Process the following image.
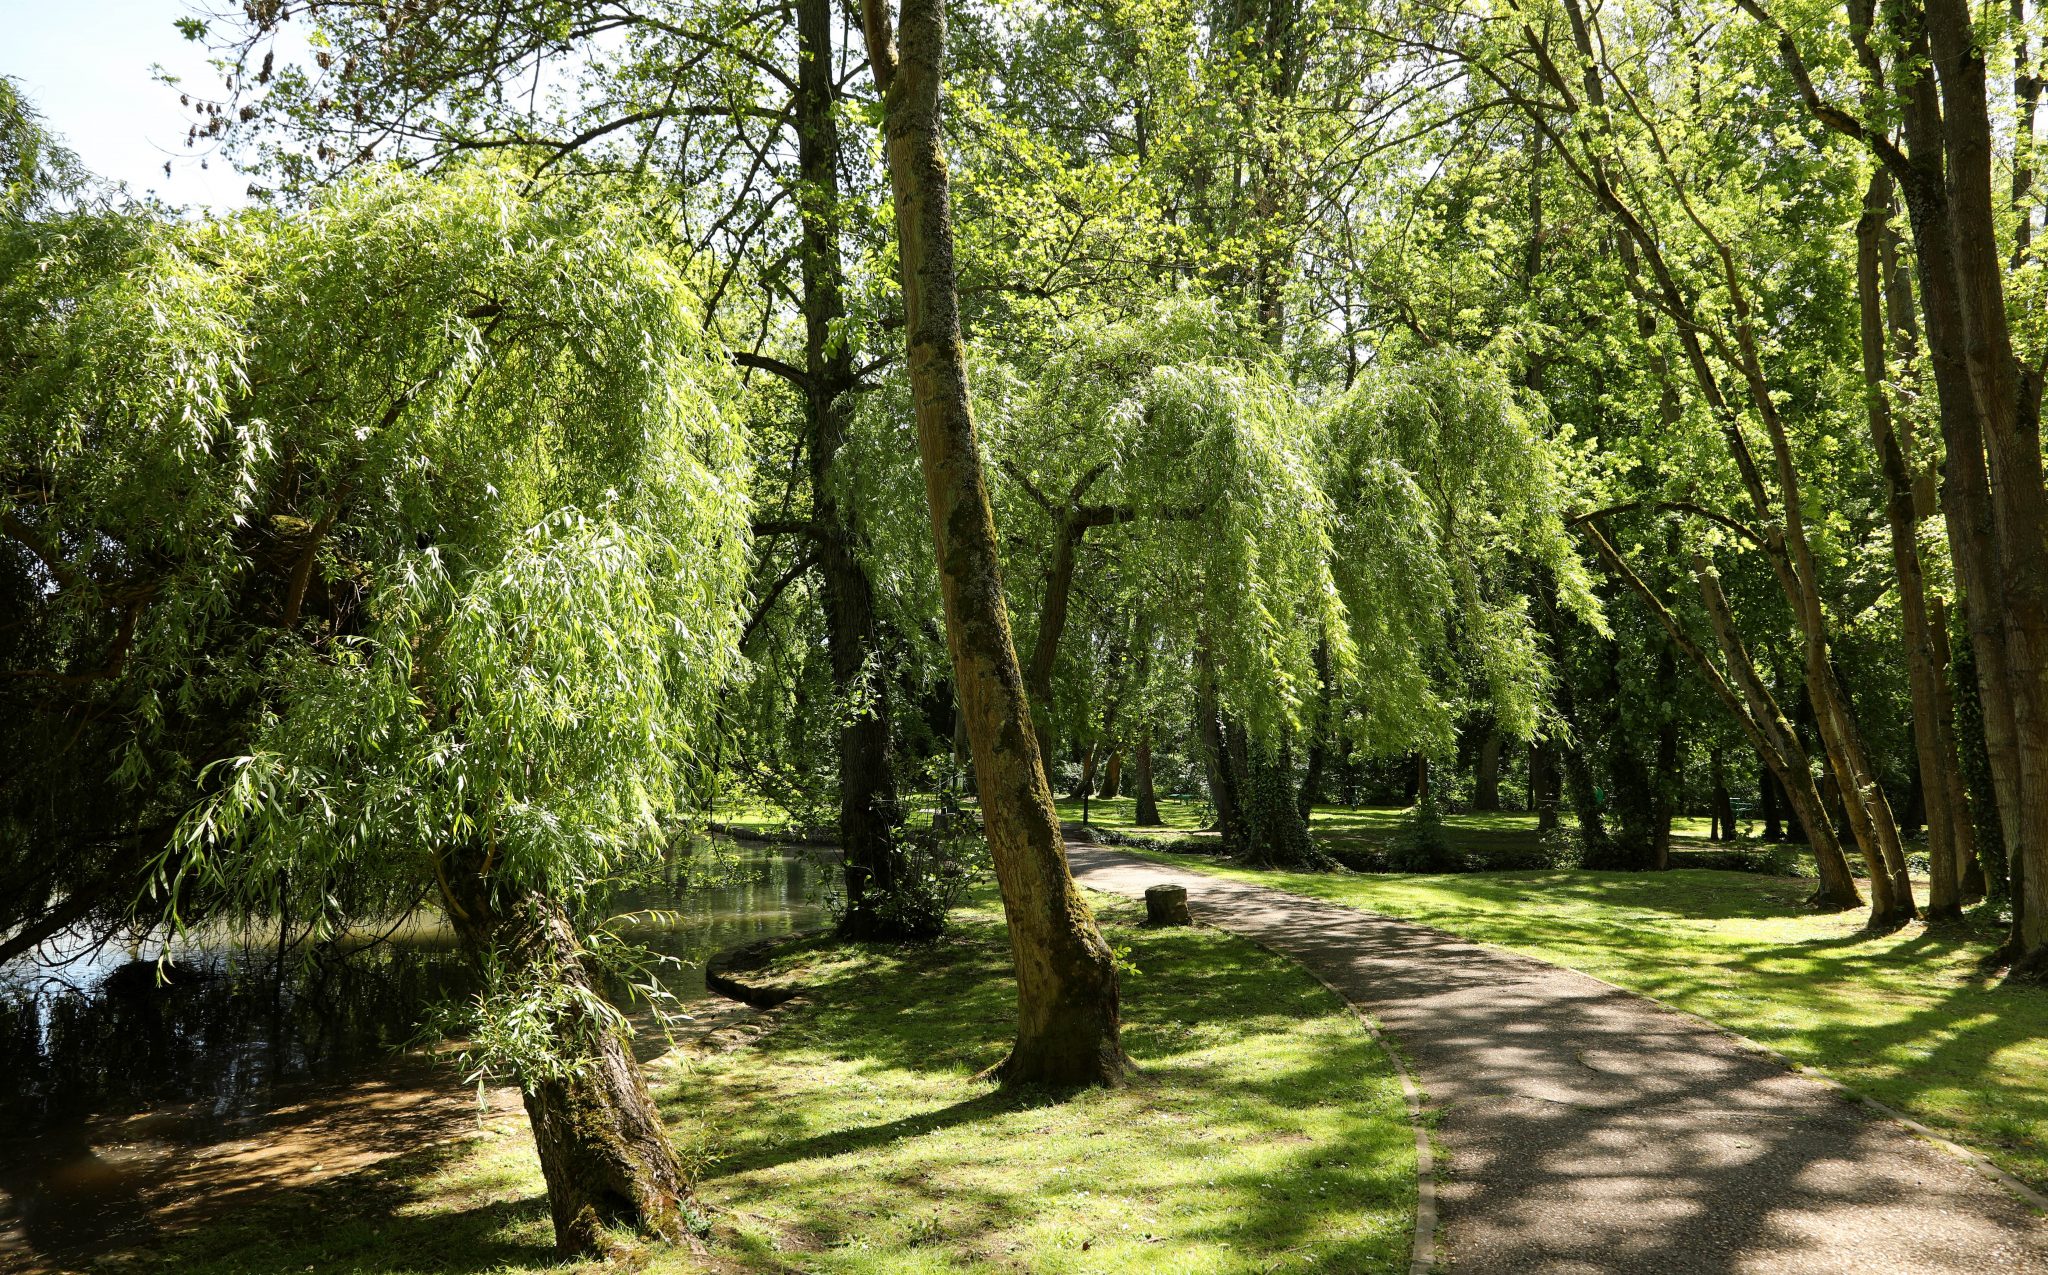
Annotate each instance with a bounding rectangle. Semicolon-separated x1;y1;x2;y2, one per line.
860;0;1124;1084
442;856;691;1258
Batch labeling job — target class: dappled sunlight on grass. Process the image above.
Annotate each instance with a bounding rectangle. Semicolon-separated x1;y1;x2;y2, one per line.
1133;845;2048;1188
119;890;1411;1273
672;893;1413;1272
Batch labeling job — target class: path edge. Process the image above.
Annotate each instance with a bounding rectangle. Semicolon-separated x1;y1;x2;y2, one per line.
1125;847;2048;1219
1210;913;1441;1275
1075;849;1441;1275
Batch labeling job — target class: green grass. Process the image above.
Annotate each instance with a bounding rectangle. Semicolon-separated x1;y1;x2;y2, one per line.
1115;837;2048;1189
1051;792;1210;832
144;889;1415;1274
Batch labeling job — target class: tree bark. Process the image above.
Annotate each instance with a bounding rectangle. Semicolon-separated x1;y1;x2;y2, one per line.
793;0;907;940
442;859;691;1257
859;0;1125;1082
1761;762;1785;842
1532;741;1560;833
1922;0;2048;970
1857;168;1963;921
1576;521;1862;907
1134;736;1163;825
1474;723;1502;811
1710;750;1738;843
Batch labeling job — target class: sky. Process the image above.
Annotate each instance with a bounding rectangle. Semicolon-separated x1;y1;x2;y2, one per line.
3;0;257;209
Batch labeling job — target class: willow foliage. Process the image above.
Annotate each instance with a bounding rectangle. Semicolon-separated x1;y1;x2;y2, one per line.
981;298;1349;740
1;167;750;938
1324;348;1599;755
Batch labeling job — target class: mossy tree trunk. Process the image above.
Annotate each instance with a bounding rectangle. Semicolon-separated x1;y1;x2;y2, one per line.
859;0;1125;1084
443;856;692;1258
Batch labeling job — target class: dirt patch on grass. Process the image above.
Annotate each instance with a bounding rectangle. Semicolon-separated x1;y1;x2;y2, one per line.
0;1000;762;1274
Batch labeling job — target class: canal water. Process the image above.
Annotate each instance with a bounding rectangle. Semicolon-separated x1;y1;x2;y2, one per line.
0;839;839;1137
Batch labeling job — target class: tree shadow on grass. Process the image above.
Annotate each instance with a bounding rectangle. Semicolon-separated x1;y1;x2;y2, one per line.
14;1138;551;1275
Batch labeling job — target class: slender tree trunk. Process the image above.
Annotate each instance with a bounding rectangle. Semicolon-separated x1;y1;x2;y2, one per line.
1710;750;1738;843
1858;169;1962;921
1132;620;1163;827
1929;598;1986;900
1533;741;1560;833
1102;752;1123;800
795;0;907;940
1553;0;1896;918
1761;762;1785;842
1693;565;1865;911
1577;522;1861;907
1024;519;1083;784
1196;646;1246;845
1298;639;1331;823
860;0;1125;1082
443;859;690;1257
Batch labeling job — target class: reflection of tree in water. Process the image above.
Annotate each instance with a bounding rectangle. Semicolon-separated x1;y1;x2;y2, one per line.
0;844;836;1133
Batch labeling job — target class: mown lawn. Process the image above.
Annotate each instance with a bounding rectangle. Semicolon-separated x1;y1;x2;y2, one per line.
144;889;1415;1274
1107;829;2048;1190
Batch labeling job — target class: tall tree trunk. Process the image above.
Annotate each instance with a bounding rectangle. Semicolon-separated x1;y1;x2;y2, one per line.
1532;741;1560;833
1921;0;2048;970
1101;752;1123;801
1024;518;1083;784
443;858;691;1257
1552;0;1899;920
1298;638;1332;823
796;0;906;940
1710;750;1738;843
1134;735;1163;826
1474;723;1502;811
1857;168;1963;921
860;0;1125;1083
1196;646;1246;845
1761;762;1785;842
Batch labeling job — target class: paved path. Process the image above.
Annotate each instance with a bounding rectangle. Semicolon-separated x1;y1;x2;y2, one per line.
1067;846;2048;1274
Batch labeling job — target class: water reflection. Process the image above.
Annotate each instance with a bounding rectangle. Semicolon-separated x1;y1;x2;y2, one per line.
0;840;837;1134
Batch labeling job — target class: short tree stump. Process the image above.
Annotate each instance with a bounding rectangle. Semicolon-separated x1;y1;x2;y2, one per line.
1145;883;1192;926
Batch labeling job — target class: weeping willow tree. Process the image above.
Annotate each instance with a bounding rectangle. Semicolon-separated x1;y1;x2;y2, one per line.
2;168;749;1256
979;299;1350;866
1322;346;1600;839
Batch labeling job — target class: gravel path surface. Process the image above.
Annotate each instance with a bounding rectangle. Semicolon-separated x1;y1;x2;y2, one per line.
1066;846;2048;1274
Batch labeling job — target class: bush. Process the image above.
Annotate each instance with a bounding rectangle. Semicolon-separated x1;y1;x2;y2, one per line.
1667;844;1803;876
1467;828;1582;872
1387;798;1465;873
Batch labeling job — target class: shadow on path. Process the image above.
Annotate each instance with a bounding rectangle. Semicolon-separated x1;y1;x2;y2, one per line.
1068;846;2047;1275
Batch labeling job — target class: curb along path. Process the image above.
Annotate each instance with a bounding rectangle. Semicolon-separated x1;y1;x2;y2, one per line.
1066;846;2047;1274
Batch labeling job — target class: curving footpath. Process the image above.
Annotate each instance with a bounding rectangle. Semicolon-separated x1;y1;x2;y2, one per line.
1066;846;2048;1274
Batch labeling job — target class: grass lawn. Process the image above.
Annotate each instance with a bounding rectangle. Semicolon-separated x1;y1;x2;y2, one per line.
1099;819;2048;1190
145;889;1415;1274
